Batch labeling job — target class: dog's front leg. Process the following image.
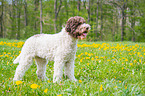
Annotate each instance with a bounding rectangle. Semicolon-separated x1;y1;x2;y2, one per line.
64;59;77;81
53;60;65;83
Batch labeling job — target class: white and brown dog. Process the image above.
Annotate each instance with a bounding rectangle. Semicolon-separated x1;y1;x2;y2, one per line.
13;16;91;83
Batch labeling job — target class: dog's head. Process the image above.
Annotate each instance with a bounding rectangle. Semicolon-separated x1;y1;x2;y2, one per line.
65;16;91;40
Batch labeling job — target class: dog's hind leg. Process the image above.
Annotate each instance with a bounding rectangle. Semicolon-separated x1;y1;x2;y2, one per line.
13;55;33;80
35;56;48;81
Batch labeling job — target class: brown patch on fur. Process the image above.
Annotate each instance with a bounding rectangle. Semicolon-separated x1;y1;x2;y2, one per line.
65;16;86;38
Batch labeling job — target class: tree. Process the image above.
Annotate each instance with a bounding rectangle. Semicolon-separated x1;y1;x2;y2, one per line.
0;0;4;38
40;0;42;34
54;0;62;33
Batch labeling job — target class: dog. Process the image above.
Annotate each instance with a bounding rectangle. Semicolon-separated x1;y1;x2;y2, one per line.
13;16;91;83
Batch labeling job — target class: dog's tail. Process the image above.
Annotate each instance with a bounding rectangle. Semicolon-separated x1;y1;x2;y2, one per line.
13;55;21;64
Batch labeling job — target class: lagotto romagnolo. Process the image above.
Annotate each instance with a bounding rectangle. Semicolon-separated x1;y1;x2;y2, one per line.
13;16;91;83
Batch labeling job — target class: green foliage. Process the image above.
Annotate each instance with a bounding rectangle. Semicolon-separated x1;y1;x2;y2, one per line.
0;39;145;95
0;0;145;41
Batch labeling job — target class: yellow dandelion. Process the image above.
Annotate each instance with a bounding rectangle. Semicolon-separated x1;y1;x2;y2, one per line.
134;60;137;63
113;61;116;63
86;57;90;59
125;86;127;89
44;88;48;93
119;81;122;83
139;59;142;63
130;63;133;66
80;59;83;62
5;55;9;58
88;53;91;56
48;80;51;83
100;84;103;92
30;84;39;89
57;94;62;96
114;86;118;88
91;57;94;61
79;80;82;83
87;63;89;66
3;52;6;54
16;81;23;85
95;56;98;58
85;52;88;55
107;59;110;61
8;53;11;55
122;67;124;70
0;55;3;57
125;59;128;61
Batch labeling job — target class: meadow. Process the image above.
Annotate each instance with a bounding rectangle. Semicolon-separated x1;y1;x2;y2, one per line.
0;39;145;96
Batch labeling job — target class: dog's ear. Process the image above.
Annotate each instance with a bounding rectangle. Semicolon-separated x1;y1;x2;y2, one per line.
65;16;86;37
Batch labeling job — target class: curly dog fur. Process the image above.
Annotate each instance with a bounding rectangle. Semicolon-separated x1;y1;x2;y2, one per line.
13;16;91;83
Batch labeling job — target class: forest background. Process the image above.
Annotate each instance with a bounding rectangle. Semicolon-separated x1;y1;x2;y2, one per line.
0;0;145;42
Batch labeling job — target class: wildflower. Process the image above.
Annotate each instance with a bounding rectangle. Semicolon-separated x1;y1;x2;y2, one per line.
139;59;142;63
79;80;82;83
8;53;11;55
57;94;62;96
86;57;90;59
0;55;3;57
5;55;9;57
107;59;110;61
100;84;103;92
78;55;81;58
114;86;118;88
91;57;94;61
88;53;91;56
122;67;124;70
119;81;122;83
95;56;98;58
48;80;51;83
125;59;128;61
130;63;133;66
80;59;83;62
125;86;127;89
30;84;39;89
44;88;48;93
87;63;89;66
16;81;23;85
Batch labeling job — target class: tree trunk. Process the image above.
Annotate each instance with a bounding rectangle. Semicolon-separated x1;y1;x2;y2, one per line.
121;1;127;41
10;0;16;39
77;0;81;11
40;0;43;34
24;0;28;26
24;0;28;37
95;1;99;41
16;0;21;40
54;0;62;33
100;2;103;41
86;0;90;23
0;0;4;38
34;0;39;31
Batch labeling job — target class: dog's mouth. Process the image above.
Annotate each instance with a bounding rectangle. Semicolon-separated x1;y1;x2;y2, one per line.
77;31;88;40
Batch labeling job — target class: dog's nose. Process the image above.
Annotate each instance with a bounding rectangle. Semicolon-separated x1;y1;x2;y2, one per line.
86;27;89;30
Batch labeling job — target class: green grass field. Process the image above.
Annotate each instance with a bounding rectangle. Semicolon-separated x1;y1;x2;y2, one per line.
0;39;145;96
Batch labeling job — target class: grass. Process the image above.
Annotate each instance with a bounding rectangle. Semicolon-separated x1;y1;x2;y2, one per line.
0;39;145;96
